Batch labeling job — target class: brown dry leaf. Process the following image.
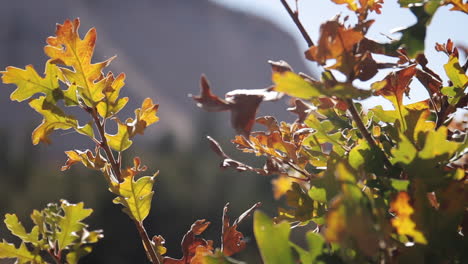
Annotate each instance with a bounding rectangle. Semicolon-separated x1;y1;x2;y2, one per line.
305;20;364;71
191;75;282;136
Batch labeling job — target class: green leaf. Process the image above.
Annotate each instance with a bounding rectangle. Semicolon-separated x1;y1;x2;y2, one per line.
0;241;44;264
29;96;78;145
110;174;156;222
419;126;459;160
4;214;39;244
371;106;398;123
273;72;321;99
390;4;439;57
391;133;417;165
304;115;346;155
442;56;468;105
56;201;93;250
390;179;410;191
105;119;132;151
203;250;246;264
66;245;92;264
2;60;63;103
308;186;327;203
290;232;326;264
75;122;94;138
254;211;294;264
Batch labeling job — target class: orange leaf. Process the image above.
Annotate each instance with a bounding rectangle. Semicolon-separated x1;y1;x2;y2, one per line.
127;98;159;137
163;220;213;264
44;18;114;106
390;192;427;244
61;148;106;171
306;20;364;69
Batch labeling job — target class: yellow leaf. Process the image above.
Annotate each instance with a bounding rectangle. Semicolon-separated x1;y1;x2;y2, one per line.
2;60;64;103
271;174;295;200
127;98;159;137
105;119;132;152
273;72;321;99
96;73;129;118
390;192;427;244
29;96;78;145
110;173;156;222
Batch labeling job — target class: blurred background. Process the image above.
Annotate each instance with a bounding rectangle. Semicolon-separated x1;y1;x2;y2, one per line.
0;0;466;263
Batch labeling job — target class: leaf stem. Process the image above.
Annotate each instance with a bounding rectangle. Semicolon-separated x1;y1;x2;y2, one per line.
48;249;62;264
90;108;122;182
279;0;314;47
134;220;161;264
346;99;393;169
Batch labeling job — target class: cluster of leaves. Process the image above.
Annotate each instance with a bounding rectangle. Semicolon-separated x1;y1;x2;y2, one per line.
0;200;102;264
1;19;260;264
192;0;467;263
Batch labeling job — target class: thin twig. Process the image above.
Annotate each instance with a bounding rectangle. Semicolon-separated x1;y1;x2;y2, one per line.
280;0;314;47
284;159;314;180
90;108;122;182
134;220;161;264
346;99;393;169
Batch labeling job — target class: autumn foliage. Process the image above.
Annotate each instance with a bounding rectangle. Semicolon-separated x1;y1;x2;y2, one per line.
1;0;467;263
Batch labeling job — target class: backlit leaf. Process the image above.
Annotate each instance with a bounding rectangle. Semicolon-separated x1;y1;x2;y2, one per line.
4;214;39;244
29;96;78;145
272;174;295;200
419;126;459;160
290;232;326;264
44;18;113;106
0;241;44;264
163;220;214;264
56;201;93;250
391;133;417;165
442;55;468;105
253;211;294;264
192;75;282;136
2;60;65;103
127;97;159;137
96;72;129;118
372;65;417;130
110;172;156;222
272;72;321;99
105;119;132;152
444;0;468;14
222;203;260;256
306;20;364;68
61;149;107;171
390;192;427;244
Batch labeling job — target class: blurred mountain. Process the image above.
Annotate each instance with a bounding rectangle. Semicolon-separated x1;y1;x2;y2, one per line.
0;0;309;150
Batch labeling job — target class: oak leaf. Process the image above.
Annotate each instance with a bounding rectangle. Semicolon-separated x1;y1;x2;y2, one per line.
110;170;156;222
390;192;427;244
2;60;65;103
191;75;282;136
163;220;213;264
29;96;78;145
44;18;113;106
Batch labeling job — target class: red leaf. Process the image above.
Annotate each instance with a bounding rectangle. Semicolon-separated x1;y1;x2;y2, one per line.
163;220;213;264
222;203;261;256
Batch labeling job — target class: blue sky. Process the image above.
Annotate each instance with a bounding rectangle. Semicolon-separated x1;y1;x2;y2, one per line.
212;0;467;109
